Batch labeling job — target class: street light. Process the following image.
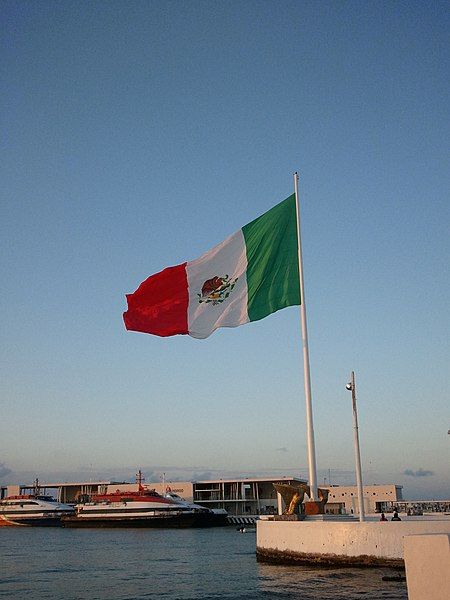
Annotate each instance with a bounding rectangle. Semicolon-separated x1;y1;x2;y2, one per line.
346;371;365;522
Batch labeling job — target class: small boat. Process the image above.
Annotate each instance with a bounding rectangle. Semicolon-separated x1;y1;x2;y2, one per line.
63;472;227;528
0;493;75;527
236;526;256;533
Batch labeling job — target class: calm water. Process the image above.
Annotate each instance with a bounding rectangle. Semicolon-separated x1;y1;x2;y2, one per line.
0;527;407;600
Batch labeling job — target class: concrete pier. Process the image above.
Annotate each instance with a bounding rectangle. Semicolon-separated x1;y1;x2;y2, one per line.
256;518;450;567
404;534;450;600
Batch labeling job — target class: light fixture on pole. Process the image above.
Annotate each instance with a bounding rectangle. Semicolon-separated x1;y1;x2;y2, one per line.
346;371;365;522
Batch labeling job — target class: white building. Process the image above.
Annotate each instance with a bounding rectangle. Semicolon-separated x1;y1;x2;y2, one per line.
324;484;403;515
2;477;404;517
108;478;403;516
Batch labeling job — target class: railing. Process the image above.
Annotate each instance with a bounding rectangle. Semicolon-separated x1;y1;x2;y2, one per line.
194;493;257;502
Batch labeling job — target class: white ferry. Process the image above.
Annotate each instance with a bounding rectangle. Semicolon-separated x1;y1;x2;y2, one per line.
0;494;75;527
63;472;227;528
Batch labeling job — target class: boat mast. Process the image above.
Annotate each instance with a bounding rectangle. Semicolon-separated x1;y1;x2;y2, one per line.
136;469;144;491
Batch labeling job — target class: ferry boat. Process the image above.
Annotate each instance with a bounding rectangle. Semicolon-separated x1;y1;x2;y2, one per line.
0;494;75;527
63;472;227;528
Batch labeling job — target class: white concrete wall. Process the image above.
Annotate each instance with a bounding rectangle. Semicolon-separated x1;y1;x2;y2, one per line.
257;519;450;562
404;534;450;600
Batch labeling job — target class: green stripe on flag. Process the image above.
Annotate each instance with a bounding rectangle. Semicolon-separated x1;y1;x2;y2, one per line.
242;194;300;322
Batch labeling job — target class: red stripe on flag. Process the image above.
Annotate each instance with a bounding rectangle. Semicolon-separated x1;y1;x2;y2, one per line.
123;263;189;337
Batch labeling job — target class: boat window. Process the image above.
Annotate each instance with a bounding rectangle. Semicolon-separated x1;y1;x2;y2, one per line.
5;500;39;506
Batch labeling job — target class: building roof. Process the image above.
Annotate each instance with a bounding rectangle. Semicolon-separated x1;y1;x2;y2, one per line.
195;476;307;484
21;480;118;488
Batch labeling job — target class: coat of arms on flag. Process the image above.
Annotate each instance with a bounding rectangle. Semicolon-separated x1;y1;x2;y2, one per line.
197;275;238;305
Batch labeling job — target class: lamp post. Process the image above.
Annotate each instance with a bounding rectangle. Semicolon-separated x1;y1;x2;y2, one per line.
346;371;365;522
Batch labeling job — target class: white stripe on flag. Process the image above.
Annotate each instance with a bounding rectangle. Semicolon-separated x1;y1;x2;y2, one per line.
187;230;249;339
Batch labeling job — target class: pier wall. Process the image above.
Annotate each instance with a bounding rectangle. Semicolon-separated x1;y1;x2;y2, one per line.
404;534;450;600
256;519;450;567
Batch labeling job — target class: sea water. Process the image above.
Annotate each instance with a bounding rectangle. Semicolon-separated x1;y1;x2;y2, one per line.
0;527;407;599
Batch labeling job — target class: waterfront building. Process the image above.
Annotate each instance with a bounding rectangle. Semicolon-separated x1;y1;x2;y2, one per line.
323;484;403;515
1;476;307;515
106;476;308;516
194;476;308;516
137;480;404;516
5;477;445;518
1;481;118;503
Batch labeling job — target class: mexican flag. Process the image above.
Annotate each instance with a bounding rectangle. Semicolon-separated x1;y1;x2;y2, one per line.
123;194;300;339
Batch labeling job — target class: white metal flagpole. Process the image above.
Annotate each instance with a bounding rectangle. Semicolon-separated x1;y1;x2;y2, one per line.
347;371;365;521
293;172;318;501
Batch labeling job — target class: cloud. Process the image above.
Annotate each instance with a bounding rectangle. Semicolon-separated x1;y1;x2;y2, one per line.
404;468;434;478
276;447;288;453
0;463;12;479
191;471;213;481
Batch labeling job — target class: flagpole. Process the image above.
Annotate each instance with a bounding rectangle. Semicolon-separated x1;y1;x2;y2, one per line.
293;172;318;502
347;371;365;521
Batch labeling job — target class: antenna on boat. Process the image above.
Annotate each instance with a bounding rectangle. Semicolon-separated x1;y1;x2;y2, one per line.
33;478;40;496
136;469;145;491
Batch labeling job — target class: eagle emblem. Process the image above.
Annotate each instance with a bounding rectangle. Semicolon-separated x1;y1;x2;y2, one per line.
198;275;238;305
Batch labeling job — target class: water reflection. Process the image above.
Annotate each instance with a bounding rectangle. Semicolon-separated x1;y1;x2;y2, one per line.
257;562;407;599
0;528;407;600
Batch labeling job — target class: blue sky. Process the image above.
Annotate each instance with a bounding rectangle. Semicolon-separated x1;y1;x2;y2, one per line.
1;0;449;499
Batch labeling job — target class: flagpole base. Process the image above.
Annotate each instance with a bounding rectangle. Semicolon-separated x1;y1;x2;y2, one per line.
304;501;326;515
